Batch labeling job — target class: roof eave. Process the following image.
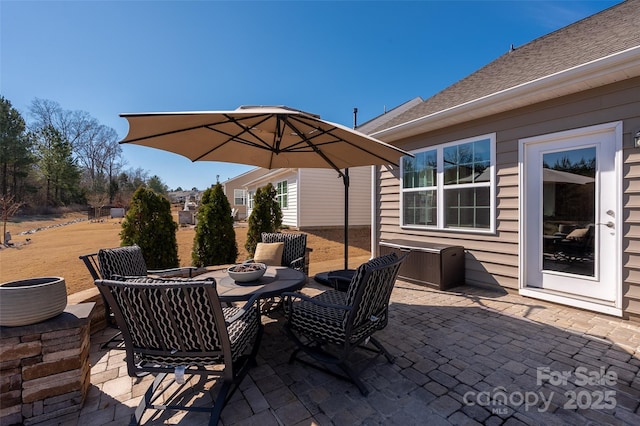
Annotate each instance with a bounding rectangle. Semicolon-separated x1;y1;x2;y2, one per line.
243;168;298;188
372;45;640;142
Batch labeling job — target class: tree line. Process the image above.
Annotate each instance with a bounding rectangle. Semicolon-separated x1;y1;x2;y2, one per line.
0;96;168;213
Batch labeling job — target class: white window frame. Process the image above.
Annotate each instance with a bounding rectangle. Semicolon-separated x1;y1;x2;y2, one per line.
400;133;496;233
247;190;255;210
276;180;288;209
234;189;246;206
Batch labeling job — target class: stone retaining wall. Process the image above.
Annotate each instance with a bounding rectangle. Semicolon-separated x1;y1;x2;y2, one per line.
0;303;94;425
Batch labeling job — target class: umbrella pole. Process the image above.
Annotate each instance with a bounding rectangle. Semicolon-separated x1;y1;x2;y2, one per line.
344;168;349;270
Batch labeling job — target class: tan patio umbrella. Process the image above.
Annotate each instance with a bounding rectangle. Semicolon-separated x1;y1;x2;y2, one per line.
119;105;412;271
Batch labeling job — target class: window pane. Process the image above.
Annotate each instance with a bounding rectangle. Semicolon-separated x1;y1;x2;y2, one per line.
403;150;436;188
444;187;490;228
276;181;288;208
473;139;491;162
444;140;491;185
475;161;490;182
403;190;437;226
234;189;245;205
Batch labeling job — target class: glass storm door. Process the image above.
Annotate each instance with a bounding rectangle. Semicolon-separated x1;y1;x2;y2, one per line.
523;125;618;302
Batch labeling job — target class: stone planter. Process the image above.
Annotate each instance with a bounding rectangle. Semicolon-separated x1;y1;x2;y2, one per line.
0;277;67;326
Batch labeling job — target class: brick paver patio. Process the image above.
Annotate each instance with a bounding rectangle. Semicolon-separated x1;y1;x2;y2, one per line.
55;281;640;425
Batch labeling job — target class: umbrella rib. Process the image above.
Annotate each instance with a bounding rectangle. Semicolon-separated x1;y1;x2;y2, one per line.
287;115;402;167
120;121;223;145
282;116;344;177
193;114;278;161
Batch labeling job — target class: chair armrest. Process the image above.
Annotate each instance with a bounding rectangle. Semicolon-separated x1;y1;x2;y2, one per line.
327;274;351;291
288;256;306;271
281;291;352;312
225;293;261;325
148;266;199;278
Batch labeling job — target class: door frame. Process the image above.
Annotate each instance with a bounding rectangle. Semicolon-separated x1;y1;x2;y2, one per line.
518;121;623;316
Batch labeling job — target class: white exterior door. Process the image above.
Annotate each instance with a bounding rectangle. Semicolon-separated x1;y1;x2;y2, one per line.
520;122;621;315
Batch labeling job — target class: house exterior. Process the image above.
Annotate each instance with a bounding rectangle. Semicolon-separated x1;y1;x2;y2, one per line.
222;168;272;220
367;1;640;319
243;167;372;229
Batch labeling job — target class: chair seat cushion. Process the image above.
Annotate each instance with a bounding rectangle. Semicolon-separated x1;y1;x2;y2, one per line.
288;290;348;345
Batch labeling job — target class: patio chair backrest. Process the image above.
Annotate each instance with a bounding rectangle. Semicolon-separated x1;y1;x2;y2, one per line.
98;245;148;280
95;277;235;373
261;232;307;270
344;252;404;331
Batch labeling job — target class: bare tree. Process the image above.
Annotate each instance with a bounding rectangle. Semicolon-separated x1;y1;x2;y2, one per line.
1;194;23;245
29;98;124;202
86;191;110;221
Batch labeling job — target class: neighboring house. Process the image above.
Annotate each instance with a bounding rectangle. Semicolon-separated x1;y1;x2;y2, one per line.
243;167;372;229
222;168;272;220
367;1;640;319
167;190;201;205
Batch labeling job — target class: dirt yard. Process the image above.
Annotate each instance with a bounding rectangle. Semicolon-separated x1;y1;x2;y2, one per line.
0;212;371;295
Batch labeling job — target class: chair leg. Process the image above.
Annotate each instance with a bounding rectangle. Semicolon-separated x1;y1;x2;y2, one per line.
131;372;167;425
209;381;230;426
100;329;124;350
288;347;302;364
337;362;370;396
368;336;394;363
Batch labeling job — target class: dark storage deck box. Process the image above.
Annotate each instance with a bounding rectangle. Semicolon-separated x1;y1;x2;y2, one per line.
379;239;465;290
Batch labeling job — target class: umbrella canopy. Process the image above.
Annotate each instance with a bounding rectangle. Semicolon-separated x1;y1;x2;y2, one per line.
119;105;413;272
120;106;409;176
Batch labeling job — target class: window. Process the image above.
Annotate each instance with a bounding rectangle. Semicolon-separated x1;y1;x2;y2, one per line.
401;134;495;231
276;181;288;209
234;189;246;205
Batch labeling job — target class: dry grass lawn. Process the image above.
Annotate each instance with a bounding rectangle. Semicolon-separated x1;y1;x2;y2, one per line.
0;212;371;295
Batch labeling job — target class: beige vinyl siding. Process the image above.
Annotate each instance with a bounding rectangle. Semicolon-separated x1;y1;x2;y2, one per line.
378;77;640;316
298;167;371;228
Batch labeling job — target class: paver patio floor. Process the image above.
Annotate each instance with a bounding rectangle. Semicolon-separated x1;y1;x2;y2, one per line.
59;281;640;425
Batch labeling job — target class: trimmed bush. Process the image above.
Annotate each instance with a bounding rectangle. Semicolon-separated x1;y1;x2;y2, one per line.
192;183;238;266
120;186;179;269
245;183;282;256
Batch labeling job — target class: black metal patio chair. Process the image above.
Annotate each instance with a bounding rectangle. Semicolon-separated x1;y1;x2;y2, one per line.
282;252;406;396
95;277;262;426
79;245;200;347
259;232;311;274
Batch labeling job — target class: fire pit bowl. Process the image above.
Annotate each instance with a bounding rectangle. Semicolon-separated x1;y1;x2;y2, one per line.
0;277;67;327
227;263;267;283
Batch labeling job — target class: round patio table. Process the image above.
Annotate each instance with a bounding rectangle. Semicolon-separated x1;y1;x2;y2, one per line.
198;266;306;303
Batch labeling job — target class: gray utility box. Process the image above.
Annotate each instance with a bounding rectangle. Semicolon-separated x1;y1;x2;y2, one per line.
379;239;465;290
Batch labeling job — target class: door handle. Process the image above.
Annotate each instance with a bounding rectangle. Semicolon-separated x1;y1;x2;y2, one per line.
597;221;615;229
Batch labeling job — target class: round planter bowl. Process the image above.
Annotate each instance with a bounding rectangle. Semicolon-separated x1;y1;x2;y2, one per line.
227;263;267;283
0;277;67;327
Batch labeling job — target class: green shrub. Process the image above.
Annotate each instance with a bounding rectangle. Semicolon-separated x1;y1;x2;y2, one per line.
245;183;282;256
192;183;238;266
120;186;179;269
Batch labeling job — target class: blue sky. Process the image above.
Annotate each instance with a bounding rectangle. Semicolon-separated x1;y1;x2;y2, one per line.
1;0;621;190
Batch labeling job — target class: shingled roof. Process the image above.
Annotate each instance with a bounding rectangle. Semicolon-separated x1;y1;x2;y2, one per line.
370;0;640;137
